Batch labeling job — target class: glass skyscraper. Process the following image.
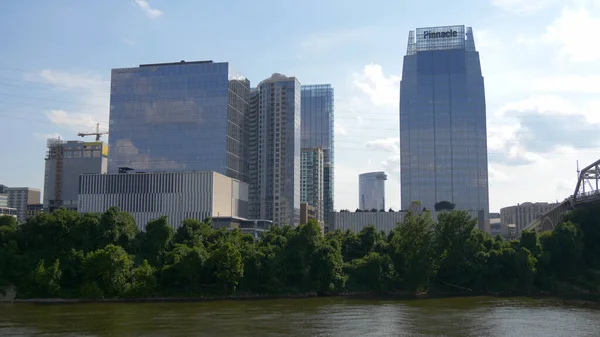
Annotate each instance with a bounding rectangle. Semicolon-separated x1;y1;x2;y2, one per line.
248;74;302;226
400;25;489;224
359;171;387;211
108;61;250;182
301;85;334;226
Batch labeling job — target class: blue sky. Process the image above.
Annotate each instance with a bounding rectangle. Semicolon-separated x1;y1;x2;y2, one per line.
1;0;599;212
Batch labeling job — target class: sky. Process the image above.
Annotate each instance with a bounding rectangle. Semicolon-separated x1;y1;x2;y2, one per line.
1;0;599;213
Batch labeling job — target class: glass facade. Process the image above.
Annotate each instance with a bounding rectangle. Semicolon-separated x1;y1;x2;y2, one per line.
108;61;250;182
359;172;387;210
248;74;301;226
301;85;334;225
400;25;489;224
301;147;324;224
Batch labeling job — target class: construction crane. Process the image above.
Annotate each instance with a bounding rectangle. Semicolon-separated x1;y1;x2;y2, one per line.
77;123;108;141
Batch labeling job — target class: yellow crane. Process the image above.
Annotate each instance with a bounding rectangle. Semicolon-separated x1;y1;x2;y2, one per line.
77;123;108;141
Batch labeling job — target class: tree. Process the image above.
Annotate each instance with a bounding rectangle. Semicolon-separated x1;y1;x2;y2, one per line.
434;201;456;211
128;260;157;297
97;207;139;250
390;211;436;292
82;244;133;298
208;242;243;295
139;216;173;266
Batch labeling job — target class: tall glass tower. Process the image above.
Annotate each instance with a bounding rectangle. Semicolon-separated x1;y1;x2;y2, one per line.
400;25;489;225
301;85;334;226
108;60;250;182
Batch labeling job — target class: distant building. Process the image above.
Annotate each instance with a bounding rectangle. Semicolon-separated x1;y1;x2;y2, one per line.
44;138;108;212
5;187;40;224
330;210;406;233
300;203;323;233
301;84;335;228
26;204;43;220
489;213;502;237
301;147;324;225
248;73;302;226
500;202;559;233
78;171;249;231
359;172;387;210
108;60;251;183
0;194;7;208
0;207;17;218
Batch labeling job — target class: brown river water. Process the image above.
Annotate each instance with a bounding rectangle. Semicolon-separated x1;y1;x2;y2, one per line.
1;296;599;336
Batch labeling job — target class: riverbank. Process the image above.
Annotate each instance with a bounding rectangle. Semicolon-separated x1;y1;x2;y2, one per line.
6;289;600;305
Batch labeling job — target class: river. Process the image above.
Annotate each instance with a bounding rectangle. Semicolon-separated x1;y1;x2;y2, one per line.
1;296;599;336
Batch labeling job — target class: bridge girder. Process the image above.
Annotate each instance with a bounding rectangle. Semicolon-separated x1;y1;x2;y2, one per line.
573;158;600;204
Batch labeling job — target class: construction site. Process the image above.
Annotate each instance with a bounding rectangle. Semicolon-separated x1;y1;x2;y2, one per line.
43;123;109;212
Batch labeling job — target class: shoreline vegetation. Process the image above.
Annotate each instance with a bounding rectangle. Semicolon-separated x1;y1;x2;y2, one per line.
6;290;600;305
1;203;600;304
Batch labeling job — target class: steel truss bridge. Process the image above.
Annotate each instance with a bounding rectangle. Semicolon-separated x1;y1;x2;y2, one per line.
520;158;600;234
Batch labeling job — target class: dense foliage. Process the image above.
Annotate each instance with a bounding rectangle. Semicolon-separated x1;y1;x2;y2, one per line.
1;205;599;299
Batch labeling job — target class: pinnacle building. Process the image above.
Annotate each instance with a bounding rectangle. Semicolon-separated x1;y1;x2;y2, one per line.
400;25;489;225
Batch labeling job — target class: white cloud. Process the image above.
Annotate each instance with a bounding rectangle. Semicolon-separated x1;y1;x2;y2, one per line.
540;7;600;63
353;64;400;108
489;166;509;181
47;109;98;130
366;137;399;154
30;70;110;135
516;6;600;63
491;0;560;13
134;0;163;19
531;74;600;94
334;122;347;136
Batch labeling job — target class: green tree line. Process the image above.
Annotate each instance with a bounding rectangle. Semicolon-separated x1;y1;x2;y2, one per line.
0;205;599;299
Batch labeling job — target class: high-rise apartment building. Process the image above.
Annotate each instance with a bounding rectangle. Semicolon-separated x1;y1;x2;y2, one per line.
108;60;251;182
248;73;301;226
43;138;108;211
359;172;387;210
400;25;489;225
5;187;40;223
301;85;334;225
301;147;324;224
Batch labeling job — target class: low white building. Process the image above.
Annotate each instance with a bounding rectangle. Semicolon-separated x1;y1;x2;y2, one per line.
330;211;406;233
500;202;559;233
78;171;249;230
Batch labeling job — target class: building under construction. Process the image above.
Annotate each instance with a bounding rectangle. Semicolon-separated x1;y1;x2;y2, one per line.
44;138;108;212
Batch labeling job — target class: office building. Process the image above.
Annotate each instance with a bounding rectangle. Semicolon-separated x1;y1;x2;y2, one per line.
108;60;251;182
5;187;41;223
400;25;490;227
359;172;387;210
0;193;7;208
330;210;406;233
26;204;43;220
301;147;324;224
43;138;108;211
301;84;335;226
248;73;301;226
78;171;248;231
500;202;559;233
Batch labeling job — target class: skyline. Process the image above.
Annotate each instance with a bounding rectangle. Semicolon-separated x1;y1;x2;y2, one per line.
1;0;599;213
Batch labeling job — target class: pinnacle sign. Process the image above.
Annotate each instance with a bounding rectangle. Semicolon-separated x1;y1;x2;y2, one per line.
423;29;459;39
